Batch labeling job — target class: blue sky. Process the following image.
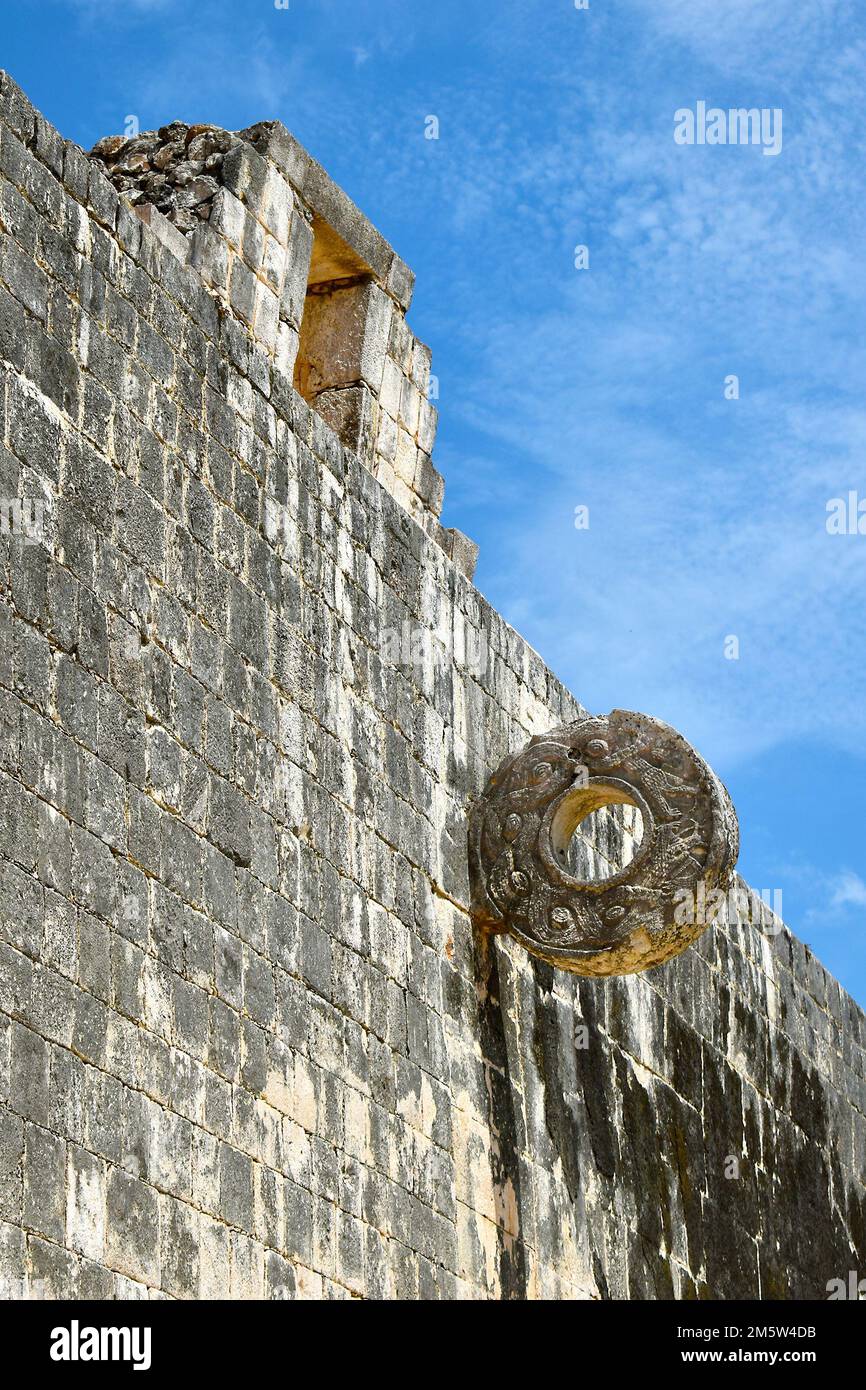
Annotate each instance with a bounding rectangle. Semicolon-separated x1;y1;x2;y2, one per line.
4;0;866;1006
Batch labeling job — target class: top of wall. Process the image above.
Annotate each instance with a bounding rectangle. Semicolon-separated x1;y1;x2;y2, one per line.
0;71;476;575
90;118;416;312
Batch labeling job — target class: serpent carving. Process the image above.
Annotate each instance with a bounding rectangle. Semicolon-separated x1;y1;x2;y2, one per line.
468;709;739;976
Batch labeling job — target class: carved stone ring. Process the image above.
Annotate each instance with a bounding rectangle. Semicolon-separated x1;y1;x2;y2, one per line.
468;709;739;976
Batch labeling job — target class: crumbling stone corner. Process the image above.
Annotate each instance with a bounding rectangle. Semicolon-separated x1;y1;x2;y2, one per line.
90;115;470;571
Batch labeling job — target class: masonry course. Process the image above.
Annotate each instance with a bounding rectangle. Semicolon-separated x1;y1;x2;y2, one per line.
0;71;863;1299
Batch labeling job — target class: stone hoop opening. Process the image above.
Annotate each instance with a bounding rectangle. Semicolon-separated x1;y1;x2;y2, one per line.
543;778;652;890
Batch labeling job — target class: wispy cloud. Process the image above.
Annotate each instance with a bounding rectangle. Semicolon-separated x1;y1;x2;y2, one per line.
63;0;177;12
830;871;866;910
625;0;855;76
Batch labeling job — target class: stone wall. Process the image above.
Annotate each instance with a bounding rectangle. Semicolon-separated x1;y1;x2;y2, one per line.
91;116;456;558
0;71;863;1299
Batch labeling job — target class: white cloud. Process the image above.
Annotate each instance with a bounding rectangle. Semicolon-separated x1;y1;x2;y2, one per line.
625;0;854;75
830;871;866;910
66;0;176;11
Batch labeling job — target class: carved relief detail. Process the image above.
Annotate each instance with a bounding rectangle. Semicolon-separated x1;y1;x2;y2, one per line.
469;709;739;976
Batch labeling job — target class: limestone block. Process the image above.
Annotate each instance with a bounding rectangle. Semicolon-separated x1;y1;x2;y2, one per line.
259;164;293;245
237;209;265;276
388;313;413;372
281;205;314;329
221;141;269;218
314;384;376;460
376;409;398;464
418;398;438;455
209;187;246;254
296;279;390;398
240;121;311;192
188;222;230;295
413;452;444;515
394;428;417;486
228;256;256;327
261;234;286;296
379;357;403;420
0;69;37;144
253;281;280;353
134;203;189;265
104;1168;160;1285
275;321;300;379
391;476;415;516
436;525;479;580
375;457;397;495
302;161;393;286
399;376;421;436
410;339;432;393
66;1145;105;1261
386;254;415;313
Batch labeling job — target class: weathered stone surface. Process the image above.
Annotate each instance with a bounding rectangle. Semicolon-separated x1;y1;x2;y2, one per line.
435;526;478;580
0;69;862;1301
469;710;739;975
85;109;459;556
